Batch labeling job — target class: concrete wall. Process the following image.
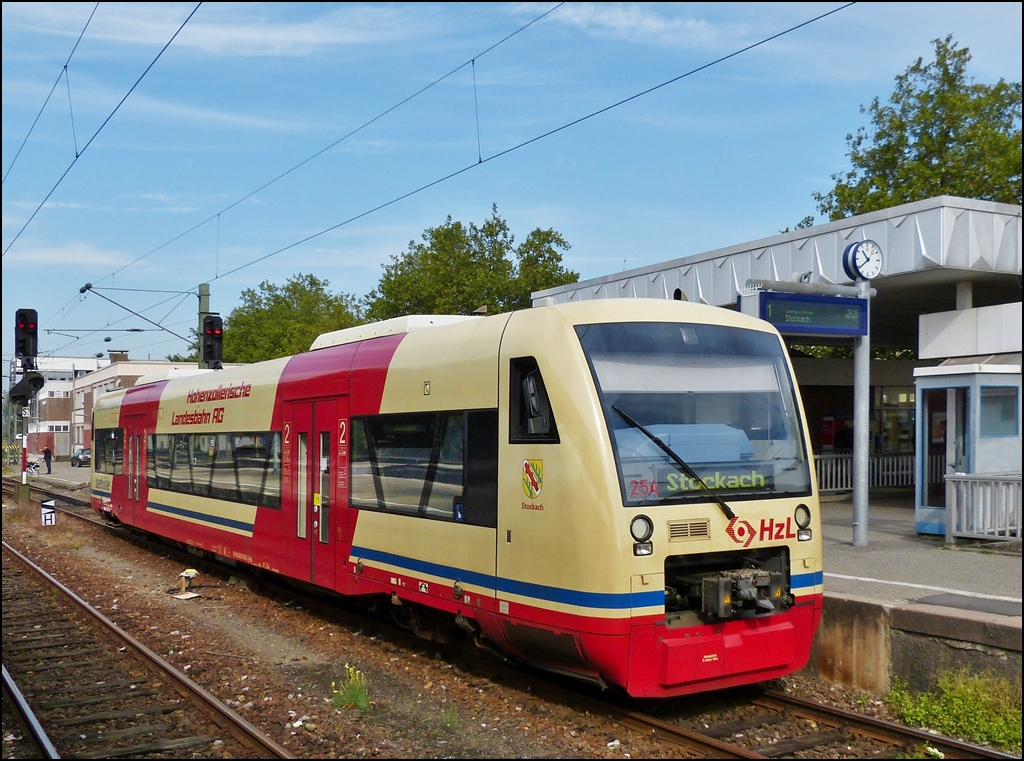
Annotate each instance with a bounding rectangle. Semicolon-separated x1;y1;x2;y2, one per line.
808;593;1021;694
919;302;1023;360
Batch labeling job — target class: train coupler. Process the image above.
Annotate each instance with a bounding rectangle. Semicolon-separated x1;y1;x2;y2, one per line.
701;568;788;620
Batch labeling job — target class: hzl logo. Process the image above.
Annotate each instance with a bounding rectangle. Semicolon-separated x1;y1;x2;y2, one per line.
725;517;757;547
522;459;543;499
726;516;798;547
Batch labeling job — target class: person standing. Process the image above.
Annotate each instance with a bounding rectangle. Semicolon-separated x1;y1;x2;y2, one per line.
42;445;52;474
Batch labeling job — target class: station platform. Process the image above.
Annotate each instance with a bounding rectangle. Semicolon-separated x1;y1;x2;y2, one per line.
821;490;1021;612
814;490;1021;692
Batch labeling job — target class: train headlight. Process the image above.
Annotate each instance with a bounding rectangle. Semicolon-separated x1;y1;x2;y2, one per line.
630;514;654;543
794;504;811;530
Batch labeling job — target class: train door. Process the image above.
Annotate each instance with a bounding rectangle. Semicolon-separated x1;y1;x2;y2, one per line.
123;414;147;524
917;386;969;534
284;398;344;587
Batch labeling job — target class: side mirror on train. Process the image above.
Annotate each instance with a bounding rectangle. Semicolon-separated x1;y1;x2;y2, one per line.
523;373;542;418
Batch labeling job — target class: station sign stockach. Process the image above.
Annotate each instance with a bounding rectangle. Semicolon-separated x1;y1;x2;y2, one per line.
739;290;867;337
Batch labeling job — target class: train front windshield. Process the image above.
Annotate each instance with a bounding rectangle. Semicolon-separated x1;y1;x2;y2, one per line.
576;322;812;506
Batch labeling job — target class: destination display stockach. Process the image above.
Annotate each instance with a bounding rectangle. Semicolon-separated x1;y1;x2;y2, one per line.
172;382;252;426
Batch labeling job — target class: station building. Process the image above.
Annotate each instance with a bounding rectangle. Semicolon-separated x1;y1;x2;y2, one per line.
533;195;1022;536
13;352;213;459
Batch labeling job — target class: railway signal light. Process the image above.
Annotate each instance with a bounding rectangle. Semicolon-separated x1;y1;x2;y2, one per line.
10;371;44;407
15;308;39;366
202;315;223;369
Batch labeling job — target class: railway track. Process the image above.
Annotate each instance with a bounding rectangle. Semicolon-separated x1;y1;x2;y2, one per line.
2;539;294;759
497;664;1019;760
4;476;1017;759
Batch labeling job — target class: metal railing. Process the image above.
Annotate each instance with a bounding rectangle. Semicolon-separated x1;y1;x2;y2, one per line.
945;471;1022;544
815;451;929;492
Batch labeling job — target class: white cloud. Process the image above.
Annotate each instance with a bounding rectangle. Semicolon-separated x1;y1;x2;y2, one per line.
2;240;126;267
550;2;718;48
2;3;423;58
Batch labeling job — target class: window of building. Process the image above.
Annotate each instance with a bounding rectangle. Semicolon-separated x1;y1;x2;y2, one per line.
980;386;1020;437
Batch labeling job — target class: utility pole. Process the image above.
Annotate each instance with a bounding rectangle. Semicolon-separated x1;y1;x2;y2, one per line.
198;283;210;369
852;278;872;547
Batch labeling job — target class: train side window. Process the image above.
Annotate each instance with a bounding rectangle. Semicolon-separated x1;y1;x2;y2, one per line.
258;432;282;508
367;414;436;516
423;413;464;519
94;427;124;475
169;435;192;492
148;434;171;490
235;432;281;508
509;358;559;444
350;412;470;521
349;419;379;510
209;434;240;502
190;435;215;498
465;410;498;527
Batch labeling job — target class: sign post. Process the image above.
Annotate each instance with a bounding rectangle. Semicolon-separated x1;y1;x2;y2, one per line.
41;499;56;527
740;276;877;546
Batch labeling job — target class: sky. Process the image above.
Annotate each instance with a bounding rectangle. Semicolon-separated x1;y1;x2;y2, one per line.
2;2;1022;375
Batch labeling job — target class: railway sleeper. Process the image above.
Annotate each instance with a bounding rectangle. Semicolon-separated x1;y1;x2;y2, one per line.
754;729;850;757
699;713;787;738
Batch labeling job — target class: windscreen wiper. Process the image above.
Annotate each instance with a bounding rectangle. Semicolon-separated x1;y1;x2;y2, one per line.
612;406;736;521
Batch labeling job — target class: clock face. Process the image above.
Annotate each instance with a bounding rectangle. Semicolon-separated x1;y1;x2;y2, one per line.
854;241;883;279
844;239;883;280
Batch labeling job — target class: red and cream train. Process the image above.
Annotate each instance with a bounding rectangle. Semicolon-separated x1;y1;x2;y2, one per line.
91;299;823;698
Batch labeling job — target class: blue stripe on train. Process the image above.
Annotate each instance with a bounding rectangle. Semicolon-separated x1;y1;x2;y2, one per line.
357;546;654;610
146;500;254;533
792;570;824;588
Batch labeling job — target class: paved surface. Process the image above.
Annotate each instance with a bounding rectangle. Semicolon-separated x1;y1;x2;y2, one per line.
821;491;1022;617
12;460;1023;617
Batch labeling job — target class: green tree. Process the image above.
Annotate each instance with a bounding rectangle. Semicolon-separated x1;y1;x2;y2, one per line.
814;35;1022;220
166;328;199;363
224;273;362;362
364;204;578;320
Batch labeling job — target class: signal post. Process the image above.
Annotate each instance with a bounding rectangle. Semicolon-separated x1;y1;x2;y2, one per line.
11;308;44;507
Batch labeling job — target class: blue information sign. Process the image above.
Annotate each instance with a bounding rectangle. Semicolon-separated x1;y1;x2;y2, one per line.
758;292;867;336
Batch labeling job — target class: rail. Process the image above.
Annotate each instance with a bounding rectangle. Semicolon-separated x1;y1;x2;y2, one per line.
945;471;1022;544
814;451;939;492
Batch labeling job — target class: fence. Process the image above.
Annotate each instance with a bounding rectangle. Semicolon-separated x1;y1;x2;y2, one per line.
945;471;1022;544
815;451;935;492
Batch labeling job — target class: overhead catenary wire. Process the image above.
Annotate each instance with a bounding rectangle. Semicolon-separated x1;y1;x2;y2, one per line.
26;2;856;363
2;2;99;185
77;286;191;343
212;2;856;284
94;2;566;285
2;2;203;259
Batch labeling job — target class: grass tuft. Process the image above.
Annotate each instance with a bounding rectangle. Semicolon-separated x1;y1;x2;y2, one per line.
332;663;370;712
441;703;459;732
888;668;1021;754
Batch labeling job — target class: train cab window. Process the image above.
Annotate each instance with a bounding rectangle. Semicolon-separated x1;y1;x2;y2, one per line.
94;427;124;475
576;322;812;506
509;358;559;444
